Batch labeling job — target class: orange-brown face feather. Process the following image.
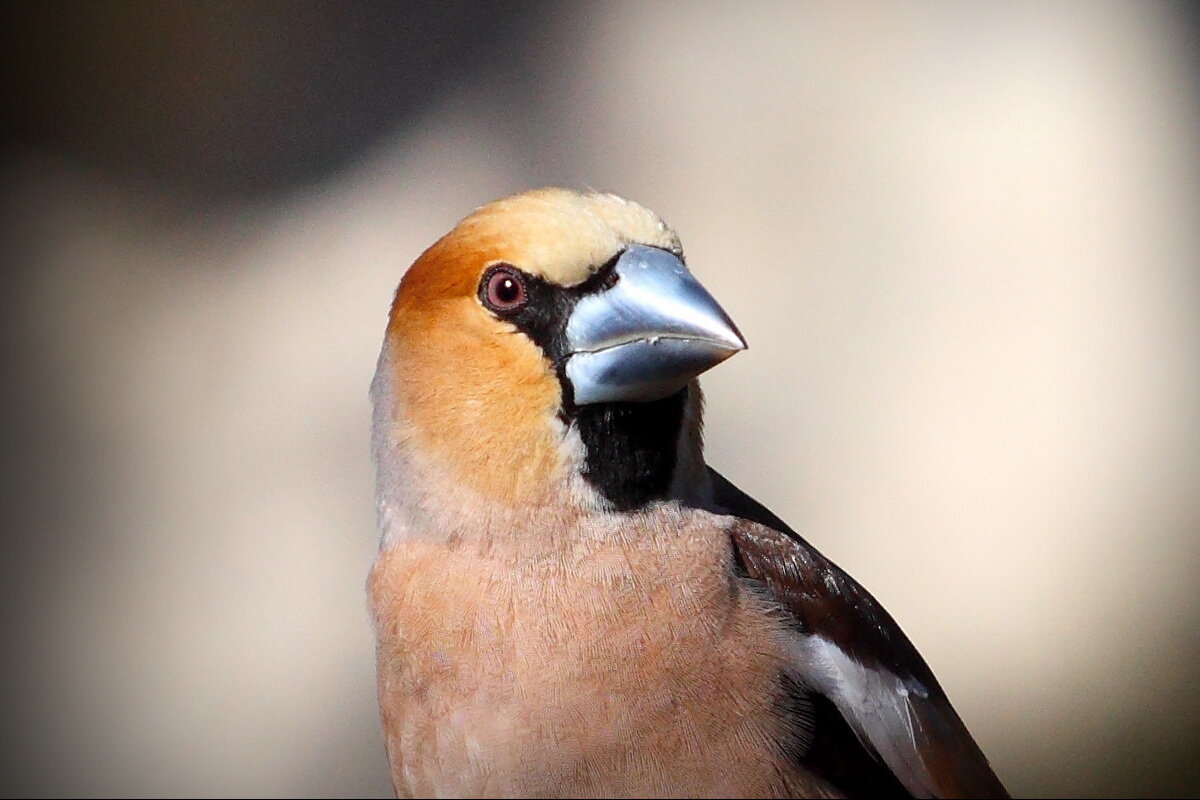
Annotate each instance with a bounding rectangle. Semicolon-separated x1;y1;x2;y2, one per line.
387;296;564;506
382;188;679;506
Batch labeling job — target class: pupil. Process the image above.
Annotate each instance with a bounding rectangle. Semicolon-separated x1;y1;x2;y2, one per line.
492;273;522;305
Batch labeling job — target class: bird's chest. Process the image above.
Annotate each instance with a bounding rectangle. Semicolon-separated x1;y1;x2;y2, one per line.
369;539;796;798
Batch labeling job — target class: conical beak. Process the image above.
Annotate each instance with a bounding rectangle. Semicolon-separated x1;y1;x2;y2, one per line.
563;245;747;405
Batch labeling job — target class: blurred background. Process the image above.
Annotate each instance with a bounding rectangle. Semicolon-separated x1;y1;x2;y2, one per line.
2;1;1198;796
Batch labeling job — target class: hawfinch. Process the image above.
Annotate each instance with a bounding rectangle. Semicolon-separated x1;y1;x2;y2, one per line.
369;188;1009;798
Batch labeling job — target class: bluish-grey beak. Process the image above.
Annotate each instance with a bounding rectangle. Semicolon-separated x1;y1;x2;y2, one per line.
563;245;747;405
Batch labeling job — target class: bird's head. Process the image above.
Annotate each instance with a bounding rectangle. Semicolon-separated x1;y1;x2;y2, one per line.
373;188;745;542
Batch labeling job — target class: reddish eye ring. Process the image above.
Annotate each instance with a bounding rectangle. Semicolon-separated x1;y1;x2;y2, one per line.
481;265;527;312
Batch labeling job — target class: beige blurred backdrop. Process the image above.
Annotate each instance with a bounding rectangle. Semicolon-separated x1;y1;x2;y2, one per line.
3;1;1199;797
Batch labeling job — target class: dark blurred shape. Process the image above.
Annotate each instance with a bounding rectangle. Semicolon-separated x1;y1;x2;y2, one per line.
1179;0;1200;67
2;0;538;202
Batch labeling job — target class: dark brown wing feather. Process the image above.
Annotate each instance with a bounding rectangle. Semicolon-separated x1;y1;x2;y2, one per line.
710;468;1010;799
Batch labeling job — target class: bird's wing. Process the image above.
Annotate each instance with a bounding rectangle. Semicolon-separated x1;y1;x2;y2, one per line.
710;469;1010;799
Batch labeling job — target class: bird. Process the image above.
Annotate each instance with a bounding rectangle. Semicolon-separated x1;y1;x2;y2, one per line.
369;187;1010;798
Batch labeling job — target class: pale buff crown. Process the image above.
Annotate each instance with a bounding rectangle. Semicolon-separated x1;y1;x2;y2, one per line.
447;187;682;287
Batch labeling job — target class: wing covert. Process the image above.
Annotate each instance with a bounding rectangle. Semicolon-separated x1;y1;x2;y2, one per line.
711;469;1009;799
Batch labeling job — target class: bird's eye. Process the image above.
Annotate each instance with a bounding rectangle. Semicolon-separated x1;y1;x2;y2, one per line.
481;265;527;313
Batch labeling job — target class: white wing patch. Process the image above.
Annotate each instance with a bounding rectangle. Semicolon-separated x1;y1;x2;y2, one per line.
788;634;937;798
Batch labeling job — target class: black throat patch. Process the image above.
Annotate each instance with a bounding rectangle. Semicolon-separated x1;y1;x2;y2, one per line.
572;390;687;512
